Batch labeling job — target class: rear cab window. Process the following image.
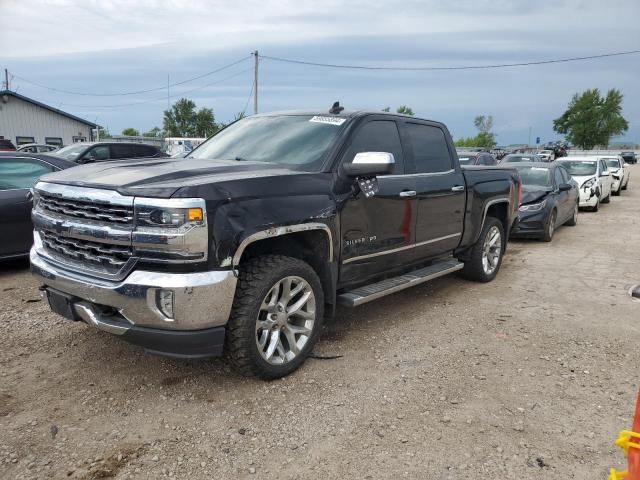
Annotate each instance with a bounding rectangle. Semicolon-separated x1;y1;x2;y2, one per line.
403;123;452;173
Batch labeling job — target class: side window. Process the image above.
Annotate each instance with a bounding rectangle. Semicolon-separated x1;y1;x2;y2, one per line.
405;123;452;173
134;144;155;157
600;160;607;173
83;146;110;161
344;120;404;175
0;159;53;190
111;144;135;159
553;168;564;187
486;155;497;166
559;167;571;183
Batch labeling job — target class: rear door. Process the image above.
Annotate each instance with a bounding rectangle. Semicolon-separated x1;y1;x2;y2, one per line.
400;120;465;260
339;117;418;284
0;158;55;256
110;144;136;160
553;166;571;220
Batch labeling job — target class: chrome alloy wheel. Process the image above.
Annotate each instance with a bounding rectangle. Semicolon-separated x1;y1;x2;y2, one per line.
256;276;316;365
481;226;502;275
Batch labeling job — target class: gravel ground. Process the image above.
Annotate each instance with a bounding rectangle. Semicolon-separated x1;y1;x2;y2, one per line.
1;168;639;480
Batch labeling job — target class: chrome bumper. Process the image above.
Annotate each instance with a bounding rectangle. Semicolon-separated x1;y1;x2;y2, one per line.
31;247;237;331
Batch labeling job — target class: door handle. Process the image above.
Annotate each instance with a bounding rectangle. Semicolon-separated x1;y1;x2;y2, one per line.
451;185;465;192
399;190;417;198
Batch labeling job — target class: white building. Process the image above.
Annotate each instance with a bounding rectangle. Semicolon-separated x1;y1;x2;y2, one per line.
0;90;97;147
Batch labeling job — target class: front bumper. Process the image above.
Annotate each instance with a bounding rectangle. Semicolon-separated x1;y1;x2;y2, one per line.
31;248;237;357
578;188;598;207
510;210;547;237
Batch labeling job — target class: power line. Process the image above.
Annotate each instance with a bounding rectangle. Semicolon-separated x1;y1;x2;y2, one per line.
11;56;251;97
51;67;253;109
259;49;640;71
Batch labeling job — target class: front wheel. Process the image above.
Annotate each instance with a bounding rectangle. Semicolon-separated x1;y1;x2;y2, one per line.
461;217;505;283
541;209;557;242
602;191;611;203
225;255;324;379
565;202;578;226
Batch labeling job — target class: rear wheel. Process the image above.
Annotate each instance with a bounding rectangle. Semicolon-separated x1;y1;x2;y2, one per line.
541;209;557;242
225;255;324;379
461;217;504;283
565;202;578;226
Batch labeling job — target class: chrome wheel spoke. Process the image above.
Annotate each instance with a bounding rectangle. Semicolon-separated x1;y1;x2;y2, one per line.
481;226;501;275
257;329;269;349
265;330;280;360
287;291;312;316
282;327;300;355
286;323;312;336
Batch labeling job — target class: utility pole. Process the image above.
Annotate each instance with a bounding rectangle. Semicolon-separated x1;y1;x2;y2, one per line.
253;50;259;114
4;69;8;91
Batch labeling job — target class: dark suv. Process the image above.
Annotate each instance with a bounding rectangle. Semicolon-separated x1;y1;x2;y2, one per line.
621;151;637;165
53;142;166;163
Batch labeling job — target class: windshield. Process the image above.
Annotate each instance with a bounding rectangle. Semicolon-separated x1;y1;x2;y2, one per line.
502;155;540;163
189;115;347;171
54;143;89;160
557;160;597;176
603;158;621;169
457;156;476;165
514;166;551;187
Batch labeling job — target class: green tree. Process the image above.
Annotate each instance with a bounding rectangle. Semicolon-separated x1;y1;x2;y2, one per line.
396;105;414;116
121;127;139;136
163;98;218;137
455;115;497;148
553;88;628;149
143;126;163;138
95;128;111;139
382;106;390;112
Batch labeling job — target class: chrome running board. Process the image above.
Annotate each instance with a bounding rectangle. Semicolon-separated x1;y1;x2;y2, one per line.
337;258;464;307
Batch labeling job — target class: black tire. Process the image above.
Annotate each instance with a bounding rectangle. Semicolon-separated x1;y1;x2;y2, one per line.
602;192;611;203
613;184;621;196
622;181;628;191
591;198;599;212
461;216;505;283
541;209;557;242
225;255;324;380
565;202;578;226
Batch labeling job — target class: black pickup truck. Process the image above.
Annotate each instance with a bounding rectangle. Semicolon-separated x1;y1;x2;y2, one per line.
31;107;521;379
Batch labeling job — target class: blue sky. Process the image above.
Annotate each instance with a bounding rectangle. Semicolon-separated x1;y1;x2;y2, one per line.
1;0;639;145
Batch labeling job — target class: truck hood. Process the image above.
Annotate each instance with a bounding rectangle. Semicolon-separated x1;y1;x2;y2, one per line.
39;157;307;197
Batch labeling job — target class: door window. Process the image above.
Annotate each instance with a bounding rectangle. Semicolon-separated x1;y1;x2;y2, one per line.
110;144;136;159
83;146;110;161
405;123;452;173
554;168;564;188
344;120;404;174
559;166;571;183
134;144;156;157
0;159;53;190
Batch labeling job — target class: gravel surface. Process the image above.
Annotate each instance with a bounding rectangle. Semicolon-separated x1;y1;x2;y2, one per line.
1;168;639;480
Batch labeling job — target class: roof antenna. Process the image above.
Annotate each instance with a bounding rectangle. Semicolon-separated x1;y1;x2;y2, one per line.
329;101;344;114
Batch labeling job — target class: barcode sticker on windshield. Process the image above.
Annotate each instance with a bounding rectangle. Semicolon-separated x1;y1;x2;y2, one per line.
310;116;346;126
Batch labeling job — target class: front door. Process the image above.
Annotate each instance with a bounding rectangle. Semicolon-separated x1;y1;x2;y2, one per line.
338;118;418;285
400;121;465;260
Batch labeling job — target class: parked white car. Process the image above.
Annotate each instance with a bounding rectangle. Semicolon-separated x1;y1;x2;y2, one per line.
537;149;555;161
599;155;630;195
556;157;612;211
16;143;60;153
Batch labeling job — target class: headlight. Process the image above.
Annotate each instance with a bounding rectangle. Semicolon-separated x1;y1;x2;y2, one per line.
133;198;208;264
582;177;596;189
136;206;204;228
519;199;547;212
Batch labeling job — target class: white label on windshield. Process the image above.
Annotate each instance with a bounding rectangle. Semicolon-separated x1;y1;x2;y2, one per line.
309;116;346;126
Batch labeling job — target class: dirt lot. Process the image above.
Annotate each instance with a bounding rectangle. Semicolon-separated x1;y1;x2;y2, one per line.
1;170;639;480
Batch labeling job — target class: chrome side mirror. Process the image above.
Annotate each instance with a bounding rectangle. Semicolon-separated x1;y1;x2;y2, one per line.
343;152;395;177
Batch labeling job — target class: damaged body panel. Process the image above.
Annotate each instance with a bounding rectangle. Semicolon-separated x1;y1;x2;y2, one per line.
31;109;520;374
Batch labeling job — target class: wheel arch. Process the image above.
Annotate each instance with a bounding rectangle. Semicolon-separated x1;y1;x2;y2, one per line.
232;224;336;310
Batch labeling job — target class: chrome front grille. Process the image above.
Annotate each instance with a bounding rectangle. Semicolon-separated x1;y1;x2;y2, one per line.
40;229;132;273
39;193;134;225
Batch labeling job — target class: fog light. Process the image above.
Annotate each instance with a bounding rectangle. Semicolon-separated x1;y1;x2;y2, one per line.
157;289;175;319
